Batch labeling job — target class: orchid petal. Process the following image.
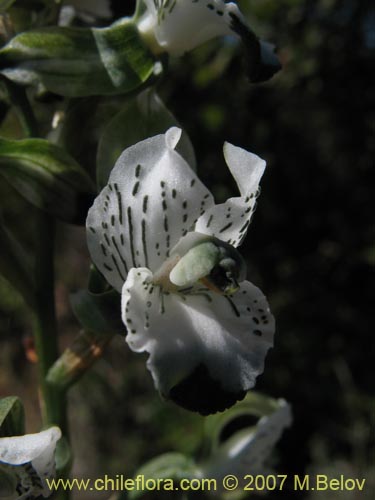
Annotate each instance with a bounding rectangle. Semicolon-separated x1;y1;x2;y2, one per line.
87;127;213;291
195;142;266;247
0;427;61;466
122;268;274;414
151;0;248;56
0;427;61;499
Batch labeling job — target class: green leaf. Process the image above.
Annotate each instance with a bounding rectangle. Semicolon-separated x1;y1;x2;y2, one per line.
0;18;158;97
0;137;95;223
129;453;200;500
0;397;25;437
0;219;35;308
97;88;196;188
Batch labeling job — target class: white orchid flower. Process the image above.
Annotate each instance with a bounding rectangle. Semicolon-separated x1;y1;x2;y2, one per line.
0;427;61;500
202;399;292;489
136;0;281;82
86;127;274;414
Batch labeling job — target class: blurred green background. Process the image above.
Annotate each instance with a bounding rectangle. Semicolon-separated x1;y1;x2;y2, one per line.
0;0;373;498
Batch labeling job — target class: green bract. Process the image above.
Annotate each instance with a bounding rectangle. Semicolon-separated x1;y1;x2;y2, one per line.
0;137;95;223
47;267;123;391
70;285;123;336
0;18;157;97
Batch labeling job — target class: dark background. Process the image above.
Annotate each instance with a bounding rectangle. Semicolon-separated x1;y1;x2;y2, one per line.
0;0;373;498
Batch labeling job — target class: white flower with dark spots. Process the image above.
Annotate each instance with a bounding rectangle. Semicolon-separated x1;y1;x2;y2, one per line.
86;127;274;414
136;0;281;82
0;427;61;500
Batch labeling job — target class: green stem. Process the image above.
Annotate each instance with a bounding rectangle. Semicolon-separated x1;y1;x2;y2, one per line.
4;50;70;500
4;78;68;436
32;210;67;432
32;183;70;500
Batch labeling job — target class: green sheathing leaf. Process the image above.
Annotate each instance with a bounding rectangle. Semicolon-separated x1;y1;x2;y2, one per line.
0;19;157;96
